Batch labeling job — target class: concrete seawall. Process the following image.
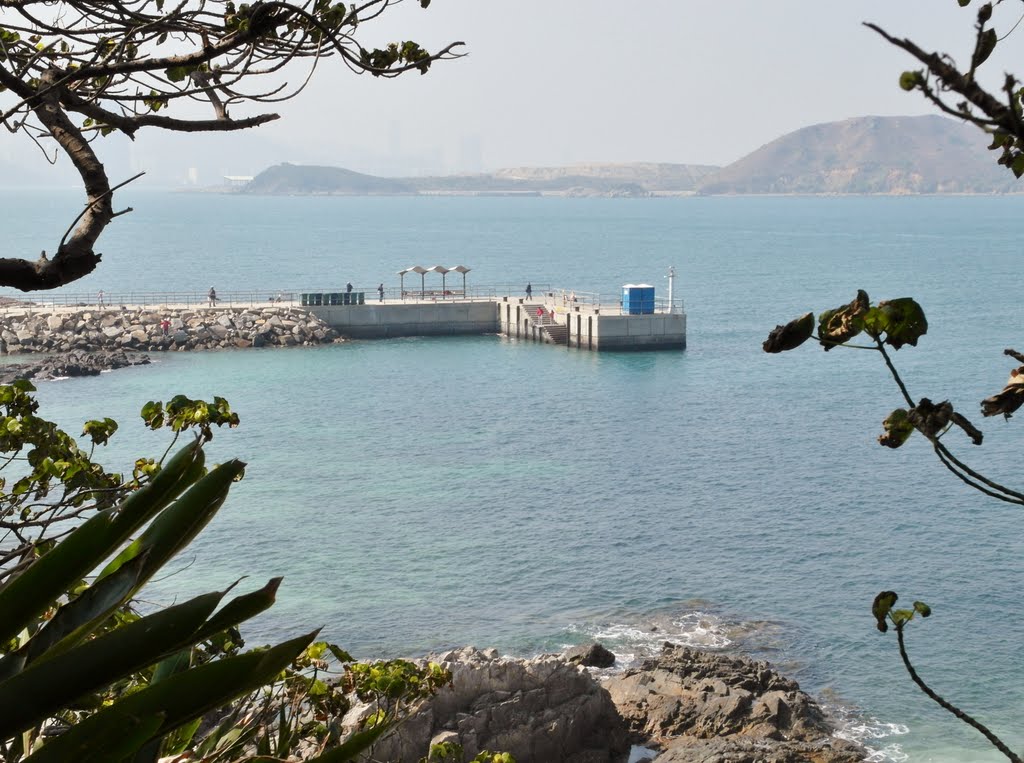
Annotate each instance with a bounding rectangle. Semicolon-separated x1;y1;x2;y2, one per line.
308;300;498;338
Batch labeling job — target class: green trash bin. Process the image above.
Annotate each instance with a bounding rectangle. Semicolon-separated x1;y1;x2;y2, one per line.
342;292;350;305
357;292;365;305
313;293;323;306
301;293;309;306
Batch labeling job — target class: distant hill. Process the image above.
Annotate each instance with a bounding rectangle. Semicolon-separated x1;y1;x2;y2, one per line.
403;162;718;196
240;162;717;197
244;163;416;195
698;115;1016;195
236;117;1019;197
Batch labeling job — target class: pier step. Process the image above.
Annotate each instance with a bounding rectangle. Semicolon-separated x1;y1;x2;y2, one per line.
526;306;567;345
540;323;568;345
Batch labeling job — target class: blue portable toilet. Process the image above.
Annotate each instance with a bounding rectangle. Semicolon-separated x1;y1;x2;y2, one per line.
622;284;656;315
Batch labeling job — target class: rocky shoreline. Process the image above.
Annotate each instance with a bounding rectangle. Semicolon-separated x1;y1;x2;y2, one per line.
0;305;341;355
340;643;865;763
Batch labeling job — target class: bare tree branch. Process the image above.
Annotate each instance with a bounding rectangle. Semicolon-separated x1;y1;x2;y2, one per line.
0;0;463;290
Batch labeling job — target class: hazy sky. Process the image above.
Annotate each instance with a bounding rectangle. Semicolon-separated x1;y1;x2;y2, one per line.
6;0;1019;183
242;0;1017;174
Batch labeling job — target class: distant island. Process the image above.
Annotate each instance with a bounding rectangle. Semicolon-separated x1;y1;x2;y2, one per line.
227;115;1019;197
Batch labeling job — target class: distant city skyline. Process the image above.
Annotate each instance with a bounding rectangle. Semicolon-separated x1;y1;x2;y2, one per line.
5;1;1018;186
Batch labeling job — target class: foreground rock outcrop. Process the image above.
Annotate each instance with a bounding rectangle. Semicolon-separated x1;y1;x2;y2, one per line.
338;644;863;763
0;305;341;354
345;646;629;763
604;644;864;762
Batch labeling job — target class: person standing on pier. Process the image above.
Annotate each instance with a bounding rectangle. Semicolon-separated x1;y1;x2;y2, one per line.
377;283;384;302
525;283;533;300
346;282;353;294
208;287;218;307
97;289;104;306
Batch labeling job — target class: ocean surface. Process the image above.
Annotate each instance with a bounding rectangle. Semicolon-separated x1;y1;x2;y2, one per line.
4;191;1024;762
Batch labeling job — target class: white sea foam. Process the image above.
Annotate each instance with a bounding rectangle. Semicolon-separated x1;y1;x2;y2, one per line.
562;609;736;671
830;705;910;763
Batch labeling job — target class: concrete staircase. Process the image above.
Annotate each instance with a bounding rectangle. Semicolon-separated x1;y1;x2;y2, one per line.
541;323;568;345
528;306;568;345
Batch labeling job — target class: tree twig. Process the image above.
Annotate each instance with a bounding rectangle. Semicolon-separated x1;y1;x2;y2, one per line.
896;624;1022;762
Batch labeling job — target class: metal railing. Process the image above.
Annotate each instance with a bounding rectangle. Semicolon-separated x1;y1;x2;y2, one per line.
0;283;684;314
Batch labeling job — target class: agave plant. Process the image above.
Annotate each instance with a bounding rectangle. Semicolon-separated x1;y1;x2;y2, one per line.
0;388;317;761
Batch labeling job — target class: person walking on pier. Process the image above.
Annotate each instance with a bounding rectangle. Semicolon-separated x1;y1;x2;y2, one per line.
97;289;104;306
377;283;384;302
208;287;218;307
525;282;533;300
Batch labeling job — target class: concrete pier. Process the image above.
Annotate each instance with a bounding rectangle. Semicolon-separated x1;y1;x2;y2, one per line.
310;295;686;351
0;290;686;352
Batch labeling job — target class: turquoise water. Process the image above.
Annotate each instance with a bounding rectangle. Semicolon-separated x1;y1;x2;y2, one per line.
5;192;1024;761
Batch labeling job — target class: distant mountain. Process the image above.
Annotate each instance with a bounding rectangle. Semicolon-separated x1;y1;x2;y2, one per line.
698;115;1016;195
244;163;416;195
238;161;717;197
234;117;1019;197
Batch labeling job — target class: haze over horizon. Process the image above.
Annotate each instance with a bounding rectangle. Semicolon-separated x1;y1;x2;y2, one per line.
4;1;1019;187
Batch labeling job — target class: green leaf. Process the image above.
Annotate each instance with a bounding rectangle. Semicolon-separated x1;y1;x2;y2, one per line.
82;417;118;446
762;312;814;353
1011;154;1024;179
190;577;282;644
973;28;997;68
878;408;914;449
22;707;166;763
862;298;927;349
329;644;354;663
899;71;920;91
4;552;150;674
873;590;898;632
98;458;242;587
304;716;393;762
0;510;117;645
0;591;224;739
164;64;196;82
913;600;932;617
25;629;320;760
891;609;915;626
987;131;1008;150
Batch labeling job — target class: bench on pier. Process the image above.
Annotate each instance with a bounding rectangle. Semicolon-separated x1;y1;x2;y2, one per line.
402;290;465;299
302;292;364;306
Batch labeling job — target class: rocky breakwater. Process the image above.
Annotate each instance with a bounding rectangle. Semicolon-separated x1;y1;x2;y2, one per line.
339;644;864;763
0;305;341;354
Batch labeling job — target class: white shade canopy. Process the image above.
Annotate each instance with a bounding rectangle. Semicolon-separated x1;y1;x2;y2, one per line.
396;265;470;299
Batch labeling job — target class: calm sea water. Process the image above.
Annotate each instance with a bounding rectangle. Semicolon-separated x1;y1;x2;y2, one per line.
4;191;1024;762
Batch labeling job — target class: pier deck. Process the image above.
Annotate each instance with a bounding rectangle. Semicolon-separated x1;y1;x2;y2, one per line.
309;295;686;351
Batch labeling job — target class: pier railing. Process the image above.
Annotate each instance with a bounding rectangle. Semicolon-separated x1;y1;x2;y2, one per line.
541;288;684;316
0;283;683;314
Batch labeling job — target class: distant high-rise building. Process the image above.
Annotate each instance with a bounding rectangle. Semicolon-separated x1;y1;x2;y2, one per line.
457;135;483;173
187;167;199;185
